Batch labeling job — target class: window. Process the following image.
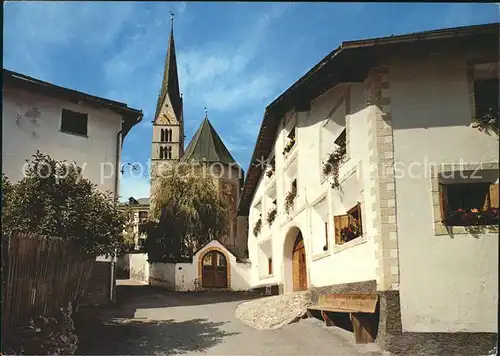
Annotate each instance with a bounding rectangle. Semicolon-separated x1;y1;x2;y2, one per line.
266;156;276;178
160;129;173;143
334;128;347;149
334;203;363;244
61;109;88;136
288;126;296;141
473;63;499;122
283;126;296;155
439;182;499;226
160;146;172;160
474;79;498;120
138;211;148;220
268;258;273;275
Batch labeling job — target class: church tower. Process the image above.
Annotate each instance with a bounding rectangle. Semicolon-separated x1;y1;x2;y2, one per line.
150;13;184;188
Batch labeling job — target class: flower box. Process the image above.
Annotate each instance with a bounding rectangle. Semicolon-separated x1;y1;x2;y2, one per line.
445;207;499;226
339;223;361;243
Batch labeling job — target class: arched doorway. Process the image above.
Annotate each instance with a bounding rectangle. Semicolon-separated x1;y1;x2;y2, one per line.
201;250;228;288
292;232;308;291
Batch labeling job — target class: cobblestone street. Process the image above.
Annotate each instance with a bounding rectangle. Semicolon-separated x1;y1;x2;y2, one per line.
76;280;388;355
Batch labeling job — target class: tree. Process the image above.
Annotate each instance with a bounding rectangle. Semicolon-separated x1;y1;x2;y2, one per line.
2;151;131;257
146;163;230;262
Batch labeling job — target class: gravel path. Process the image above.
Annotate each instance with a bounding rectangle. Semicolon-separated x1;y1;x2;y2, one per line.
235;291;313;329
77;280;389;355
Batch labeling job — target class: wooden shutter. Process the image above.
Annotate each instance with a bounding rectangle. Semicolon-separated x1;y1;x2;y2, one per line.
490;183;499;208
334;214;350;244
357;203;363;235
438;183;448;223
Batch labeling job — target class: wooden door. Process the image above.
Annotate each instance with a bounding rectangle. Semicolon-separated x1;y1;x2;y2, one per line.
292;233;308;291
202;251;227;288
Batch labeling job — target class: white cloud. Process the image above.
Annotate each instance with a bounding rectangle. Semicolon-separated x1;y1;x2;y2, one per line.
177;3;296;112
4;2;136;78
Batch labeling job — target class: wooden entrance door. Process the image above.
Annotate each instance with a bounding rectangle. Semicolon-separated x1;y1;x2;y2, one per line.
202;251;227;288
292;233;308;291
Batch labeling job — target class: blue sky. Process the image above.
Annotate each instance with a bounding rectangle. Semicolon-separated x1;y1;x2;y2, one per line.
4;2;498;201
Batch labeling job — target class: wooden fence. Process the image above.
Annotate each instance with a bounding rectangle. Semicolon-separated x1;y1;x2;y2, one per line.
1;233;95;333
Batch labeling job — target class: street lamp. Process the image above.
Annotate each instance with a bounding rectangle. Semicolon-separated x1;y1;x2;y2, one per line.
120;163;140;175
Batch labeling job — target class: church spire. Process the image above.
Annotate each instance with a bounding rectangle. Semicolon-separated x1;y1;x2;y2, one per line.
154;11;182;121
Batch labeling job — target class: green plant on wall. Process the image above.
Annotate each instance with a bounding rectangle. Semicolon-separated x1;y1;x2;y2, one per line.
472;108;499;136
267;208;277;226
322;145;347;189
253;218;262;237
284;187;297;214
282;138;296;155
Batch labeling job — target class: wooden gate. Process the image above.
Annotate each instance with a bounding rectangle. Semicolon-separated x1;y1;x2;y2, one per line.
201;250;228;288
292;233;308;291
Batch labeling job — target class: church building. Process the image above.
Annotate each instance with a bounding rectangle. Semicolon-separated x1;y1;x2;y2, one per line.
147;15;248;263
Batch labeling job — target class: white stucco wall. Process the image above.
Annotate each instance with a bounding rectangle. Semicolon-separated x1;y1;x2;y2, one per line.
148;241;252;292
2;86;123;196
247;84;378;293
175;262;197;291
128;253;149;283
149;262;176;290
390;55;499;333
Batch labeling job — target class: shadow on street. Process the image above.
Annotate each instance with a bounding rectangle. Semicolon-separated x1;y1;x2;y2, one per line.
77;317;239;355
75;280;263;355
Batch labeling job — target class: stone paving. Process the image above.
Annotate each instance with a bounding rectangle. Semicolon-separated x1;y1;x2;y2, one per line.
77;280;390;355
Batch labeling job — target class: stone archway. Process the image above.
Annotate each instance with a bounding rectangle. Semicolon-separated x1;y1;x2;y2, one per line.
198;248;231;289
283;226;308;293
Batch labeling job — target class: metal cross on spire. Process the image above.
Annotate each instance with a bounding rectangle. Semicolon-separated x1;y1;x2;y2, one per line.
169;11;174;29
204;107;208;118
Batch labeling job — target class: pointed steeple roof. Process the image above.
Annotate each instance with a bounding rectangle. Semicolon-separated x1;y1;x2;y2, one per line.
181;112;238;165
155;13;182;121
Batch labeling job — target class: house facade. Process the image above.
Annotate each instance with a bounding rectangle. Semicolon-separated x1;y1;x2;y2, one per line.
123;197;150;250
2;69;143;306
2;69;142;196
237;23;498;355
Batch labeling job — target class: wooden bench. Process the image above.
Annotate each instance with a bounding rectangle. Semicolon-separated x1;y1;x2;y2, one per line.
307;293;379;344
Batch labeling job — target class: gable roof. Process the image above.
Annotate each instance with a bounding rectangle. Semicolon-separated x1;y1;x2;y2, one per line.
154;21;182;122
237;22;500;216
181;116;238;166
3;69;143;138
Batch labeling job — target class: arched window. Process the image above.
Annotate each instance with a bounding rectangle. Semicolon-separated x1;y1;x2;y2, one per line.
166;129;173;142
167;146;172;159
160;129;165;142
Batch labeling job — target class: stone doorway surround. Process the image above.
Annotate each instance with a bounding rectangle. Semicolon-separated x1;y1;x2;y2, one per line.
197;246;232;290
201;250;229;288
